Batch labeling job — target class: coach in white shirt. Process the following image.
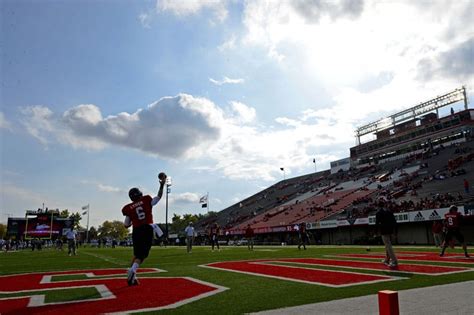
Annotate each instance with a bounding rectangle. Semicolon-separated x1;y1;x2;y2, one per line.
184;222;195;254
66;229;77;256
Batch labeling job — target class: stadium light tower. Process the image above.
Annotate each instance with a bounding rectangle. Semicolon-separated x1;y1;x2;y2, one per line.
165;177;172;241
280;167;286;180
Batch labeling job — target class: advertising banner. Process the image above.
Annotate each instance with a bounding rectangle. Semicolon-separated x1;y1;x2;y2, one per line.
7;215;74;239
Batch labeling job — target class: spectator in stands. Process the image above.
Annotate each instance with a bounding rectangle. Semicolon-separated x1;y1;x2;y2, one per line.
463;178;470;194
432;220;444;247
245;224;254;250
376;199;398;269
184;222;195;253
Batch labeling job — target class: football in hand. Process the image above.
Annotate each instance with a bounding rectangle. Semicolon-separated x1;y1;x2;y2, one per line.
158;172;167;181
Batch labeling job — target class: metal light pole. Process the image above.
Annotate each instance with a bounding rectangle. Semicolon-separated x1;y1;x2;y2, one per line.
165;177;172;241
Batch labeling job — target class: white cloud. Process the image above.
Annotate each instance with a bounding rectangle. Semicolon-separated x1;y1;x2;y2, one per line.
0;112;12;130
157;0;228;22
20;106;55;145
169;192;201;204
241;1;473;90
81;180;124;194
229;101;256;124
138;12;152;28
1;184;46;206
209;76;245;86
97;184;123;193
218;34;237;52
20;94;224;159
20;94;347;182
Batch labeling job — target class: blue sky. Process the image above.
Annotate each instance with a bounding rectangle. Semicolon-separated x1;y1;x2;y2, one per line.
1;0;473;228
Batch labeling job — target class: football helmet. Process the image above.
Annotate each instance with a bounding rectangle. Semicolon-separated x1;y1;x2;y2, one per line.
128;187;143;201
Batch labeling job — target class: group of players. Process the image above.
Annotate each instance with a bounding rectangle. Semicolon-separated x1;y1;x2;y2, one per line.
122;172;470;286
377;203;470;269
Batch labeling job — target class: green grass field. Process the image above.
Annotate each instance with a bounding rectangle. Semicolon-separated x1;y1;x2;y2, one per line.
1;245;473;314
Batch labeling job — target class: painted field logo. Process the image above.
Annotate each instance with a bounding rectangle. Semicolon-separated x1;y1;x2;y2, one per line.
0;269;227;314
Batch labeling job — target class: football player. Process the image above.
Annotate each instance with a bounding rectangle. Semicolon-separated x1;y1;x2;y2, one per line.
440;205;469;258
122;173;166;286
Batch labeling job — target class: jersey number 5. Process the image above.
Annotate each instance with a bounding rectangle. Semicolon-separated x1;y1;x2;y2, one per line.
136;206;146;220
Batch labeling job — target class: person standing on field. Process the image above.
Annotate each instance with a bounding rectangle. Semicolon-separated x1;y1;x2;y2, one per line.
432;220;444;247
122;172;166;286
184;222;195;253
66;228;77;256
376;202;398;269
209;223;220;251
245;224;254;250
440;205;469;258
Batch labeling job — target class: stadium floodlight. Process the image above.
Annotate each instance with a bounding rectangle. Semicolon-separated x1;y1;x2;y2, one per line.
165;177;172;241
355;87;467;142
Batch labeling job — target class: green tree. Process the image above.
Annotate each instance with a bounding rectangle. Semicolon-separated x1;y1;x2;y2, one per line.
59;209;70;218
88;226;98;240
170;213;201;234
69;212;82;229
98;220;129;239
0;223;6;239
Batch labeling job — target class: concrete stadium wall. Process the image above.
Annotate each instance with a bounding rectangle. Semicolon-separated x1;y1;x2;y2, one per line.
316;221;474;245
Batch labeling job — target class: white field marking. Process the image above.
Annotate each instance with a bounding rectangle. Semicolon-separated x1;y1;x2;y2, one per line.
266;259;473;276
326;254;474;265
81;251;127;266
199;261;405;288
253;249;280;252
0;267;163;279
0;284;116;307
27;284;115;307
37;268;166;284
444;256;473;260
106;277;229;315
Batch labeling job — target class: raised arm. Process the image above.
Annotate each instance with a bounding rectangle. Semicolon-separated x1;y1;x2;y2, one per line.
152;172;167;206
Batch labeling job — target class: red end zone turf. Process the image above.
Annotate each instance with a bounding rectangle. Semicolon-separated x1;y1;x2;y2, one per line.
0;270;227;314
203;260;399;287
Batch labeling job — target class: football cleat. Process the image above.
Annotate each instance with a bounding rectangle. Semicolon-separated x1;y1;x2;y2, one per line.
127;268;136;286
131;276;140;286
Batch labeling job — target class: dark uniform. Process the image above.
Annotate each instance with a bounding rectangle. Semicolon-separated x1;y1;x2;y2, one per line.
440;206;469;257
298;223;309;250
209;224;220;251
122;195;154;261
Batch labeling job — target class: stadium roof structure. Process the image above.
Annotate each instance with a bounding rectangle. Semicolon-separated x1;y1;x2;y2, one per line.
355;86;468;143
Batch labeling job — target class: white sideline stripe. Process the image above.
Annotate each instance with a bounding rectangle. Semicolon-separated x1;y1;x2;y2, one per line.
199;261;405;288
105;277;229;315
0;269;166;294
326;254;474;265
38;269;166;284
26;284;116;307
271;259;474;276
0;267;164;279
81;251;127;266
